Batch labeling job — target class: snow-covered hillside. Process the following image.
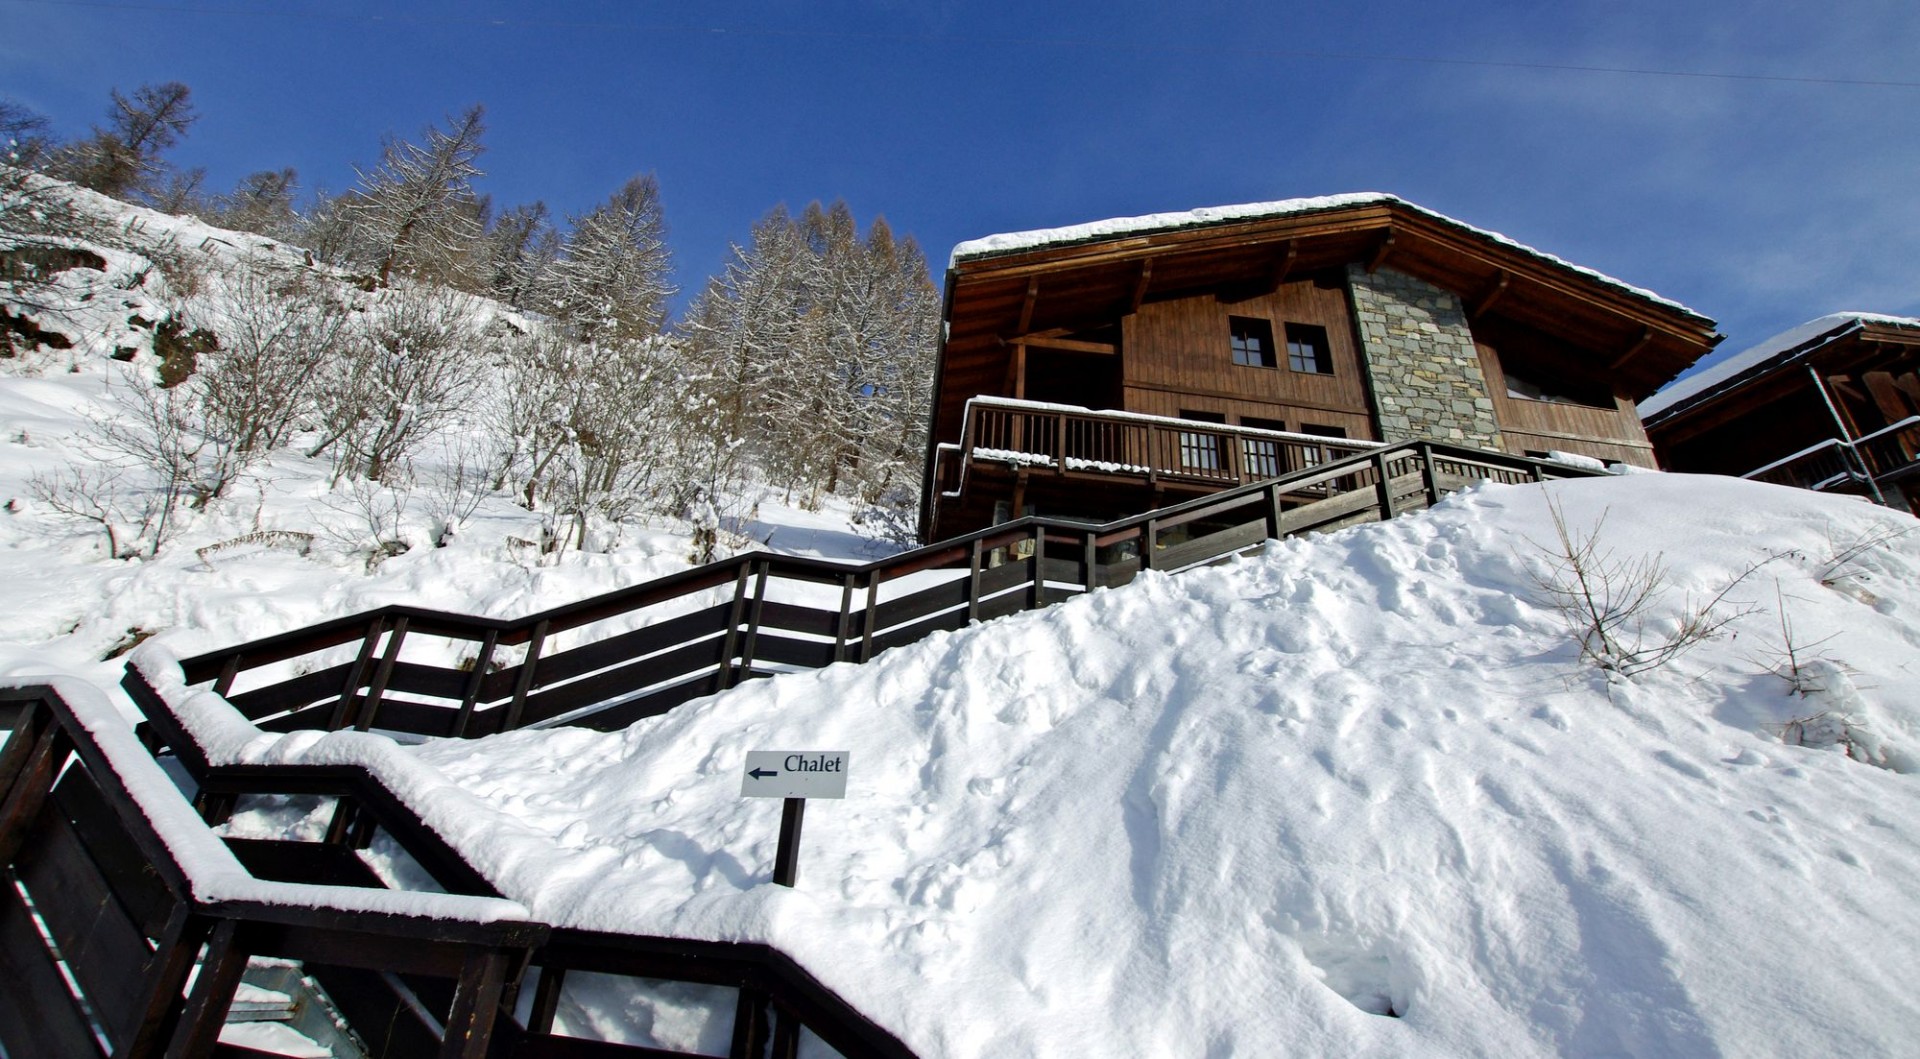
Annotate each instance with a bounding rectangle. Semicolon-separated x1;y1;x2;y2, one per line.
1;180;898;696
156;472;1920;1057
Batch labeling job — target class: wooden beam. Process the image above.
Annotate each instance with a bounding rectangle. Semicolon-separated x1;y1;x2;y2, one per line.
1262;240;1298;294
1129;259;1153;314
1012;342;1027;400
1610;326;1654;370
1024;336;1117;355
1468;270;1510;320
1016;277;1039;335
1365;231;1396;274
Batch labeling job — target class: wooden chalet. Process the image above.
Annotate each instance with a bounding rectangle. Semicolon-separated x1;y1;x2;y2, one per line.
920;194;1723;541
1641;313;1920;514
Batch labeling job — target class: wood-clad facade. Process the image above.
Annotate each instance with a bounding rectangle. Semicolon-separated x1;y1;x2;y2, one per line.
1642;315;1920;514
922;196;1723;541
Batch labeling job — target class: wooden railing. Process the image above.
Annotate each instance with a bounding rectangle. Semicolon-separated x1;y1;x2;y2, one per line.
1743;415;1920;501
933;396;1381;500
172;441;1598;743
1;681;920;1058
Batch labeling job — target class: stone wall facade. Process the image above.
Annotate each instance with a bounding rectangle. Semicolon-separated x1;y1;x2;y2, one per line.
1346;265;1503;448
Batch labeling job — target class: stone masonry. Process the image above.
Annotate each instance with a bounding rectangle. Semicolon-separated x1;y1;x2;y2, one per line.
1346;264;1503;448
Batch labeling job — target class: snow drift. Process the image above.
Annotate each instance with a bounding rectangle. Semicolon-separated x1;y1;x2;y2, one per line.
188;473;1920;1057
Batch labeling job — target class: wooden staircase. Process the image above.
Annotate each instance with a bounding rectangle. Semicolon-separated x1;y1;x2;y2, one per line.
173;441;1599;743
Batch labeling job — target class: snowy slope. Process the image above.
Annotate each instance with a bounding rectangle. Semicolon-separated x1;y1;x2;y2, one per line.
175;473;1920;1057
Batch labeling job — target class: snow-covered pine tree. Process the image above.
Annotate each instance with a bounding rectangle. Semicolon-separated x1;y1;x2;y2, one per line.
336;105;488;288
543;174;674;343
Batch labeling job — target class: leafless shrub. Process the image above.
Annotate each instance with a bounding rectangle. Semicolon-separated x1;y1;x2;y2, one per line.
1819;522;1913;586
1753;582;1847;697
27;463;150;558
194;529;314;568
420;433;498;547
319;474;414;570
1528;498;1766;678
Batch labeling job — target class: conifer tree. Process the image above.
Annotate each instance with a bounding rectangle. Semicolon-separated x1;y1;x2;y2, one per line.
543;174;674;342
337;104;488;287
47;82;197;202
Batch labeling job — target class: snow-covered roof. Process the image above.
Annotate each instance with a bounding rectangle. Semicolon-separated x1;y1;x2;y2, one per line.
1638;312;1920;419
949;193;1702;319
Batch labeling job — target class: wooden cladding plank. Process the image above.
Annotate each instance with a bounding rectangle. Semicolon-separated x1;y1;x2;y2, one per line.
1036;556;1084;584
223;837;388;889
516;637;729;728
0;873;103;1059
1100;556;1143;589
531;604;734;687
974;591;1028;623
50;765;177;938
225;662;354;719
14;801;153;1038
751;634;837;670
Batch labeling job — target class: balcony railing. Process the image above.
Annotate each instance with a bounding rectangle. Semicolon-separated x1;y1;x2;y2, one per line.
935;397;1381;502
1743;415;1920;498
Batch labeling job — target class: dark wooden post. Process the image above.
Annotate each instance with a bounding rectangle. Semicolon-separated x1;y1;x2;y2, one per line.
1082;529;1098;593
717;563;753;692
163;918;247;1056
213;654;241;697
1140;519;1157;571
502;619;550;731
966;539;984;623
858;574;880;663
1055;411;1068;475
440;947;513;1059
356;614;411;731
1419;442;1440;506
833;573;857;663
328;617;387;730
451;629;499;738
1372;450;1397;520
1265;483;1283;540
773;797;806;888
736;560;771;682
731;988;773;1059
1027;526;1045;610
526;966;566;1034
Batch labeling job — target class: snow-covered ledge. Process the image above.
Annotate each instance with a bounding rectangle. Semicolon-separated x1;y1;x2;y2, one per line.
124;643;586;918
8;669;533;925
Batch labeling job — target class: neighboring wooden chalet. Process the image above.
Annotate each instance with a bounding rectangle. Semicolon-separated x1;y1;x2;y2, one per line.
1641;313;1920;514
921;194;1722;541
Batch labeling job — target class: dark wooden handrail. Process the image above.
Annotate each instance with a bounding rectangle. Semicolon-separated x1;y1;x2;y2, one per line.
173;441;1600;739
3;680;922;1058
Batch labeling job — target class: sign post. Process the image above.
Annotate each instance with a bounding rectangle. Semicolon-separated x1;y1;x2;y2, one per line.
741;750;849;888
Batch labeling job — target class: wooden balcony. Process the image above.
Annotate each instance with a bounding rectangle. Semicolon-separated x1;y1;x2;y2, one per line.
933;397;1381;503
1742;415;1920;506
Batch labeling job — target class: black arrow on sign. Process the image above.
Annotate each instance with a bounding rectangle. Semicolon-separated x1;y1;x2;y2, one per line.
749;767;779;780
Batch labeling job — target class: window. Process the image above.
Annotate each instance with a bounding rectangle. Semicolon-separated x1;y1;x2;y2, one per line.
1285;324;1333;375
1229;317;1276;368
1178;410;1226;471
1297;423;1348;439
1240;416;1288;479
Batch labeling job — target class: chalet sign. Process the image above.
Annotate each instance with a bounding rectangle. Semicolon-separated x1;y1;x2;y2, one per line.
740;750;850;799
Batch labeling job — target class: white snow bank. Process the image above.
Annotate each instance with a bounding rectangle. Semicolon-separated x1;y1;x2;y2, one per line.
373;473;1918;1056
72;474;1920;1056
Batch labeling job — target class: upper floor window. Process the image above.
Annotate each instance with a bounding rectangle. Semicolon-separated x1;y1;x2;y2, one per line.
1286;324;1333;375
1229;317;1276;368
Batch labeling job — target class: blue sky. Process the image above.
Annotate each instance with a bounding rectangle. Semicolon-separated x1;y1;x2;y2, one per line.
4;0;1917;380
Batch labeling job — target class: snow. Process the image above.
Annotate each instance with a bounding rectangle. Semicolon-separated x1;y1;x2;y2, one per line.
950;194;1702;318
100;473;1920;1057
1639;312;1920;419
